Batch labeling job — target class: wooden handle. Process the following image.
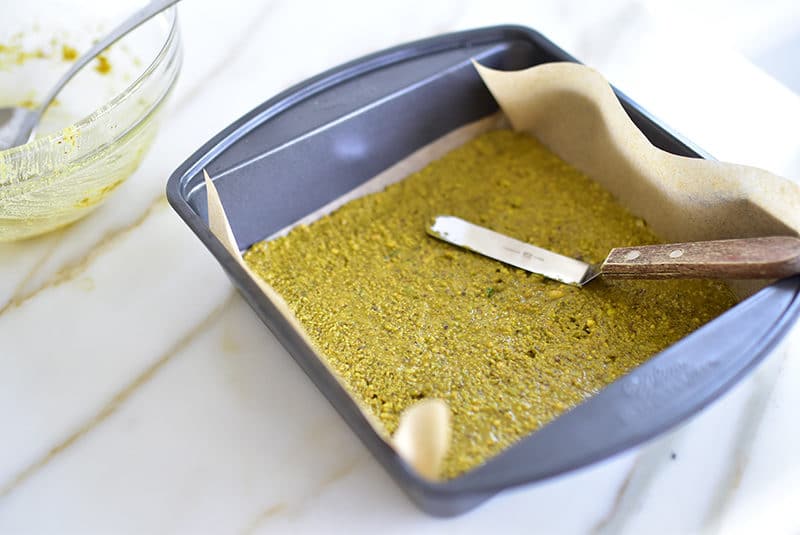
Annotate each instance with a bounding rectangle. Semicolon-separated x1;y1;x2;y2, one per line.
601;236;800;280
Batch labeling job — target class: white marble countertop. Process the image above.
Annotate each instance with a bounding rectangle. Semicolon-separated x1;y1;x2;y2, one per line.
2;1;799;533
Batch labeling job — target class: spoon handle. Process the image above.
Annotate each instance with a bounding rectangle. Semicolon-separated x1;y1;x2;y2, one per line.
17;0;181;145
601;236;800;280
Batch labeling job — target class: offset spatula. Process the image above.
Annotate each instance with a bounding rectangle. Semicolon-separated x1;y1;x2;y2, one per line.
428;215;800;287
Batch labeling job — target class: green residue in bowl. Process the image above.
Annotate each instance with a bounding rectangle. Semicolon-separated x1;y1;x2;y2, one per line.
61;44;78;61
0;42;46;68
59;126;79;151
0;107;159;241
75;178;124;208
94;54;112;75
0;38;71;70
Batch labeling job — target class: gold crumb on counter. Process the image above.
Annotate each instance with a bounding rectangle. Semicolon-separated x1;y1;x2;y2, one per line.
243;130;737;478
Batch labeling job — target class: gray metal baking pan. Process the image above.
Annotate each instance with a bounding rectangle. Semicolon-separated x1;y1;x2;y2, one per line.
166;26;800;516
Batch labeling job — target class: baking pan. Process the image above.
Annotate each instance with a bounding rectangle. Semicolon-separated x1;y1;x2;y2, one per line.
166;26;800;516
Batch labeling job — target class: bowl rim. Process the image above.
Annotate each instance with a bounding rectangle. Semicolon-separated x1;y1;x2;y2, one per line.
0;5;180;159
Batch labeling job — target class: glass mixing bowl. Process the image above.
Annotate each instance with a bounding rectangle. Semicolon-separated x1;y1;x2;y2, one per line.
0;1;181;241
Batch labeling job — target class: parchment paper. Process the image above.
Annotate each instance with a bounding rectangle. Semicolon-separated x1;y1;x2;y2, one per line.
204;61;800;480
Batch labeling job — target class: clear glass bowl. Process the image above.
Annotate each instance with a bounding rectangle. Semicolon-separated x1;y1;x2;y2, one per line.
0;1;182;241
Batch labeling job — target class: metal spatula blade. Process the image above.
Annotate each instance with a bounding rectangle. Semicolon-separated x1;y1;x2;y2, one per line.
428;215;800;285
428;215;597;286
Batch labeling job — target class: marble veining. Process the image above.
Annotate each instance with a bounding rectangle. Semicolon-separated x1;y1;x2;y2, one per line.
0;292;234;499
702;344;790;532
592;434;682;534
1;0;799;533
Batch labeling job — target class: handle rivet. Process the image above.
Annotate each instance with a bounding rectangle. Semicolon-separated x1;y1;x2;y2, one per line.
669;249;684;258
624;250;641;261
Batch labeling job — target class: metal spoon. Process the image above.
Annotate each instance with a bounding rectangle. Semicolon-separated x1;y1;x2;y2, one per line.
428;215;800;286
0;0;182;151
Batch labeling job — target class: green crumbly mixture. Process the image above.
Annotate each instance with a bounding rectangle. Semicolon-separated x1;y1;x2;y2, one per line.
243;130;737;478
